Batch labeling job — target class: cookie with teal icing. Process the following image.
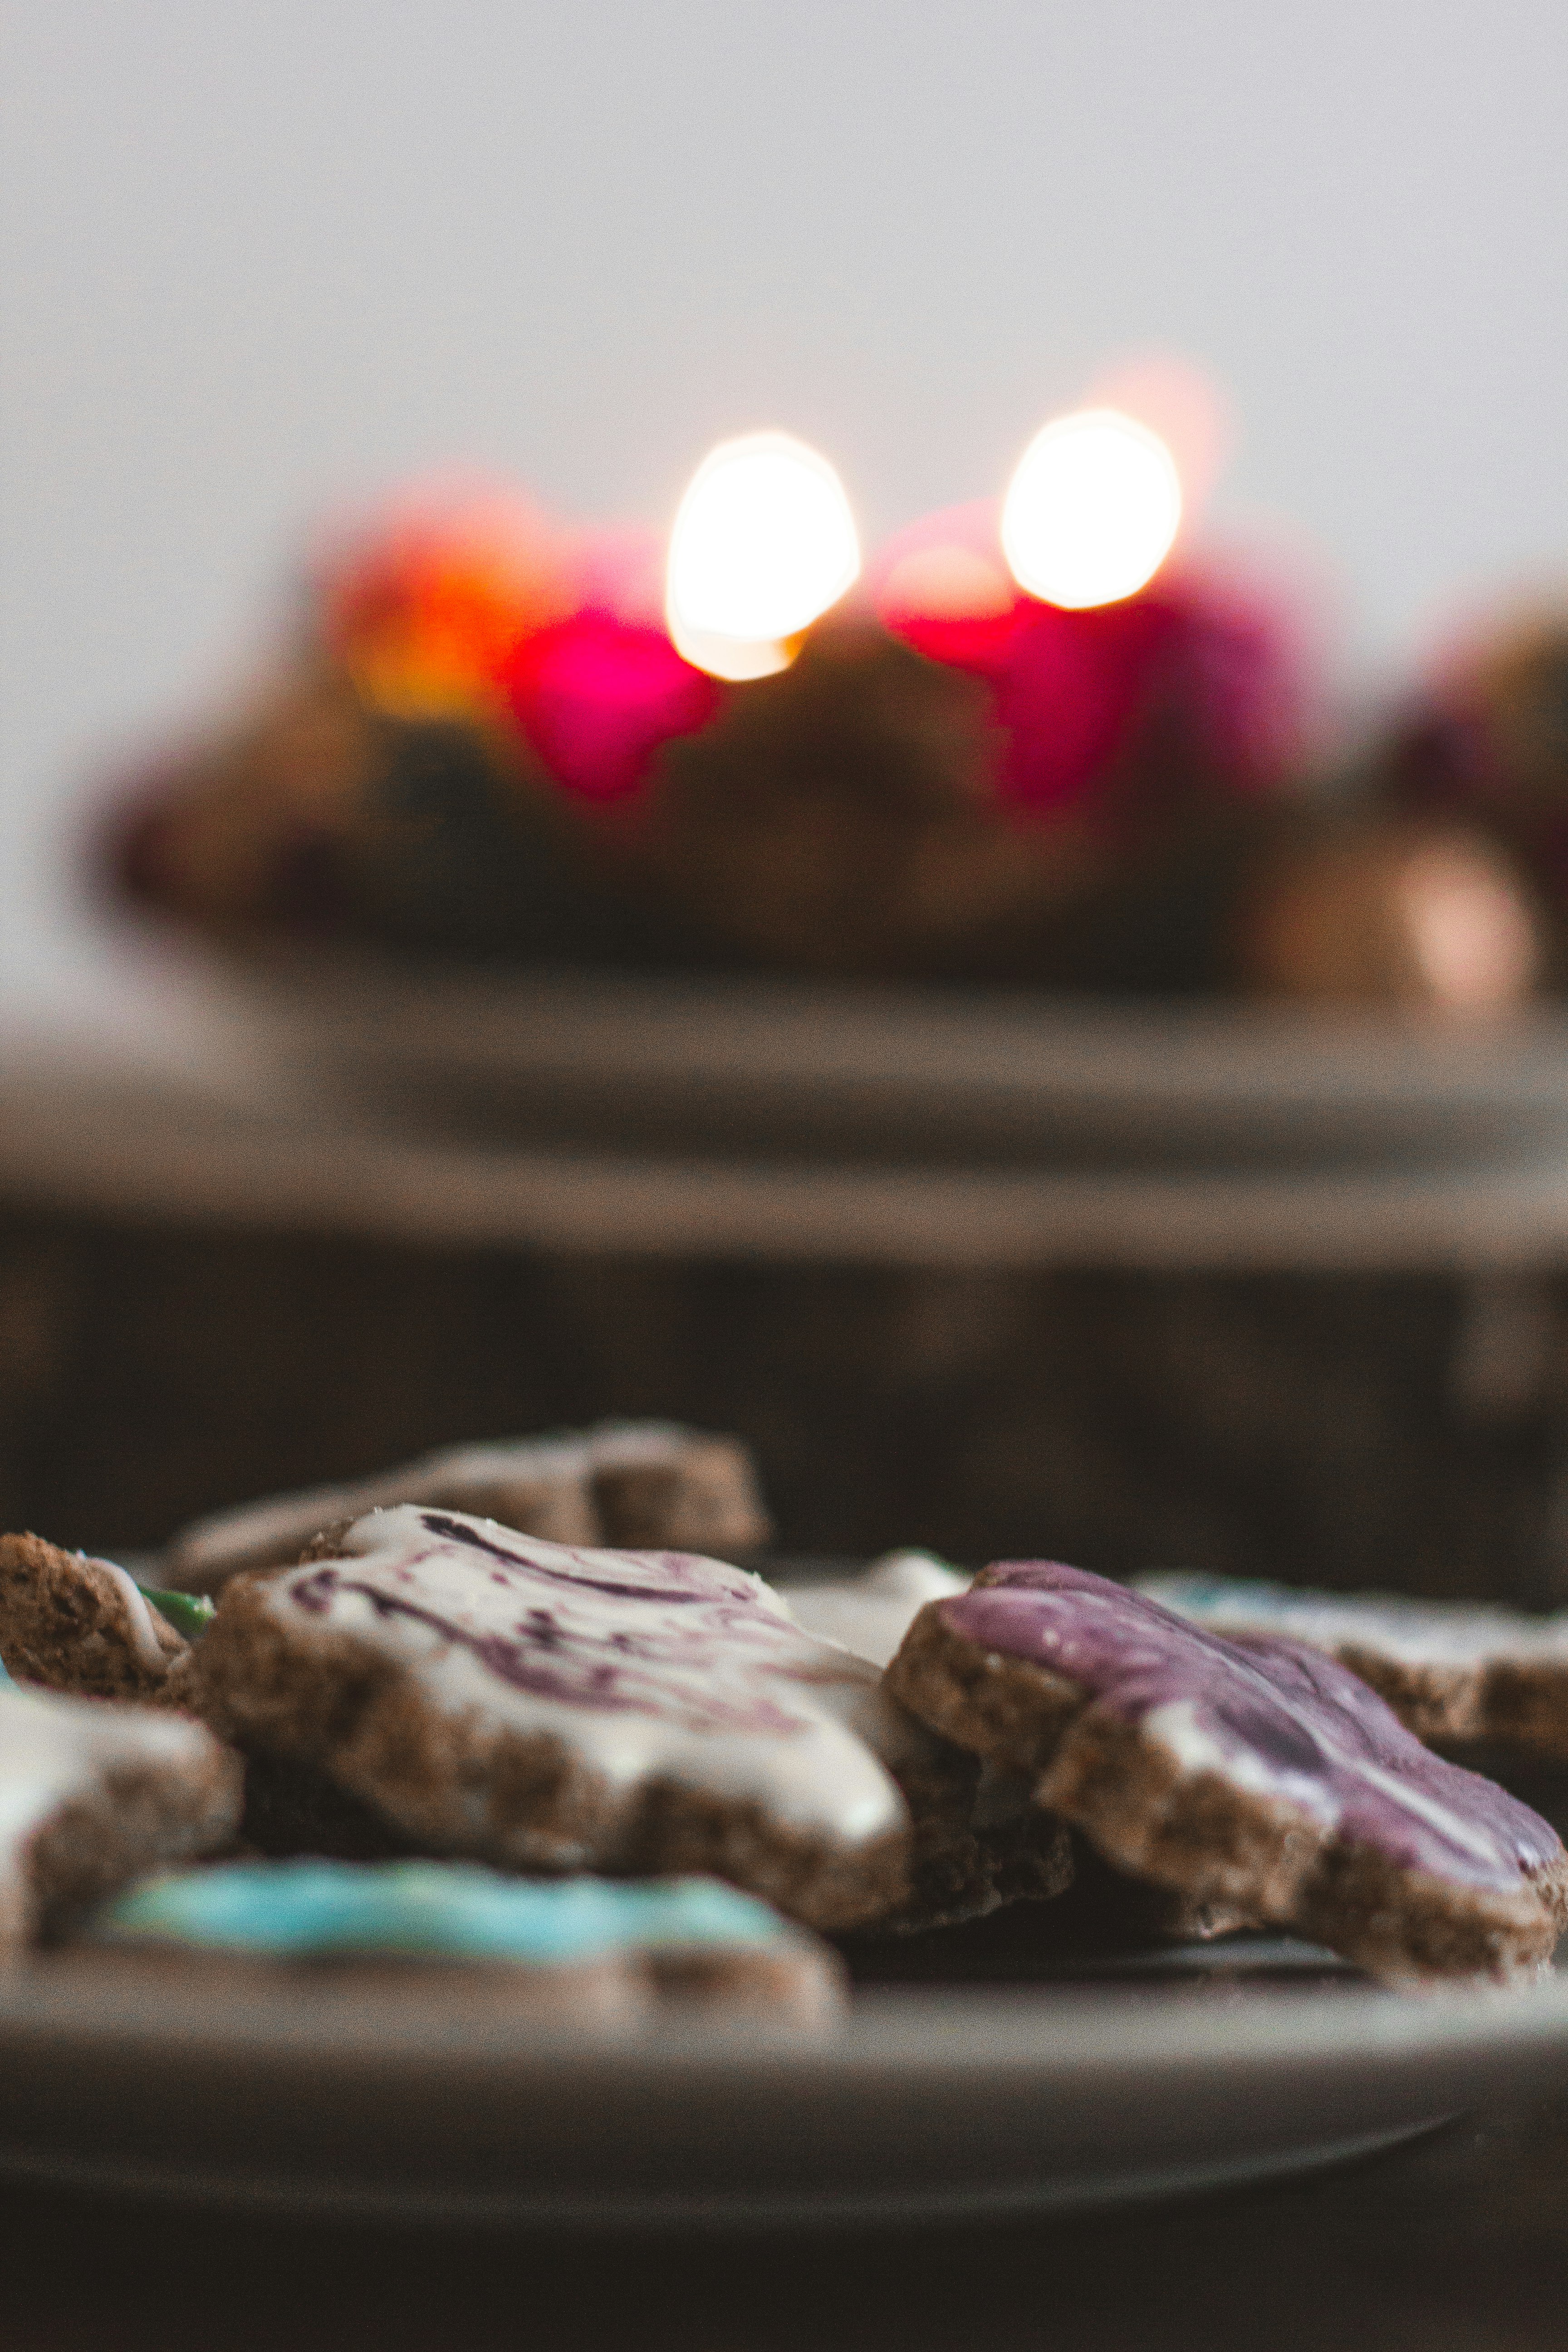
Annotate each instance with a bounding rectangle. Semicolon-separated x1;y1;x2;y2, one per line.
887;1558;1568;1984
89;1859;843;2021
0;1532;191;1701
1141;1572;1568;1761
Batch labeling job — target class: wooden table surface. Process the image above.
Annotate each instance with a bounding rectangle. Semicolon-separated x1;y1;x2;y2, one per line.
6;2092;1568;2351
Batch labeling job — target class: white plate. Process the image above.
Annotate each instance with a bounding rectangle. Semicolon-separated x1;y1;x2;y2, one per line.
2;1940;1566;2228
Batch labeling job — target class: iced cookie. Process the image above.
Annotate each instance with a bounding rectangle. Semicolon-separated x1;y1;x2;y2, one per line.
190;1506;1044;1931
886;1559;1568;1982
0;1680;241;1947
782;1552;971;1669
163;1422;771;1593
0;1532;193;1700
1142;1573;1568;1762
87;1860;843;2023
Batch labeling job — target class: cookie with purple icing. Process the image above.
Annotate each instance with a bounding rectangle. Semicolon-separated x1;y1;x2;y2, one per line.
191;1506;1064;1932
0;1532;193;1701
163;1422;772;1594
885;1560;1568;1982
81;1859;843;2024
0;1679;241;1949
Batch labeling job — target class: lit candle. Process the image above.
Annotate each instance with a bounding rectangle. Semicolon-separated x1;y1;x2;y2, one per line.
665;432;861;680
1000;409;1182;610
871;496;1172;813
873;413;1299;818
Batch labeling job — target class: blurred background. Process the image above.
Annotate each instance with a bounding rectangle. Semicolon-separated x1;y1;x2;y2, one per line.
6;0;1568;1590
6;0;1568;1003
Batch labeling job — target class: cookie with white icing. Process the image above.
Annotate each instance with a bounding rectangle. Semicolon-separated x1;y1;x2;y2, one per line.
0;1680;241;1948
84;1859;843;2024
0;1533;191;1700
886;1559;1568;1983
783;1552;971;1669
1141;1573;1568;1761
190;1505;1029;1932
162;1423;772;1594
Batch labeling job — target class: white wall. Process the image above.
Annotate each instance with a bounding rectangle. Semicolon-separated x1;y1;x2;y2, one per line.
4;0;1568;998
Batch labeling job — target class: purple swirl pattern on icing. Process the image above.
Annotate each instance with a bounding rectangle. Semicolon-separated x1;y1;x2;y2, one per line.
283;1513;844;1738
418;1514;716;1605
941;1563;1563;1893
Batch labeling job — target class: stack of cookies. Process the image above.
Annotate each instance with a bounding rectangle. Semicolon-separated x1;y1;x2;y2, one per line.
1;1420;1565;2020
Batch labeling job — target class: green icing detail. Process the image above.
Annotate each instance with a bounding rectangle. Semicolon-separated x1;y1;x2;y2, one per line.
140;1589;217;1640
97;1861;792;1964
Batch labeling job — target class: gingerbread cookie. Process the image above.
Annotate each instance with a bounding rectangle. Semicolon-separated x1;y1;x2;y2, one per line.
87;1859;843;2023
0;1680;240;1948
1142;1573;1568;1761
163;1422;771;1592
190;1506;1052;1931
0;1532;192;1700
886;1560;1568;1982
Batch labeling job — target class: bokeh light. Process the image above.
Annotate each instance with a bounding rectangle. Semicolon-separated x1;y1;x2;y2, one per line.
666;432;860;680
1001;410;1182;611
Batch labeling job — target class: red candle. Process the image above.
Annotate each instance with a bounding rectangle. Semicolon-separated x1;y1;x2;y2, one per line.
873;501;1304;822
499;607;719;803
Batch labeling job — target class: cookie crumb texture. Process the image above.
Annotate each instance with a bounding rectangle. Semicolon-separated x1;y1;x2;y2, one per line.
194;1507;921;1931
887;1561;1568;1983
0;1533;187;1700
163;1424;772;1593
0;1681;241;1946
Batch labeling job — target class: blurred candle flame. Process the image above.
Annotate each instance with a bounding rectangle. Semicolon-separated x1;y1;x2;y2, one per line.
666;431;860;680
1001;409;1182;611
